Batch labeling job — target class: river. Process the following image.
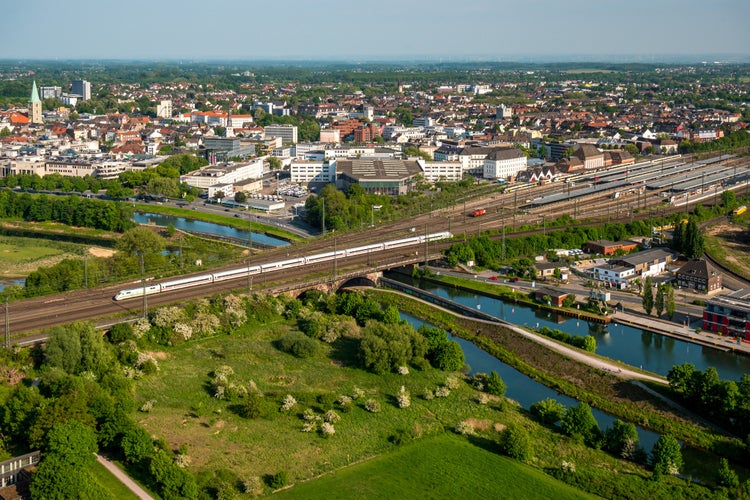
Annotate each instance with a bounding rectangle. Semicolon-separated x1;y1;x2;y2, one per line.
390;273;750;382
400;312;661;451
133;212;289;248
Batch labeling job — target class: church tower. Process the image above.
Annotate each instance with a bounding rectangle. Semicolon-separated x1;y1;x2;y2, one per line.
29;80;42;125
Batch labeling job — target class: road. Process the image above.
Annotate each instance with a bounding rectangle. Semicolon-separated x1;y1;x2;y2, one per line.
96;454;154;500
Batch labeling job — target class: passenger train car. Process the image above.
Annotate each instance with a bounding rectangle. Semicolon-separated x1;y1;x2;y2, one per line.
114;231;452;301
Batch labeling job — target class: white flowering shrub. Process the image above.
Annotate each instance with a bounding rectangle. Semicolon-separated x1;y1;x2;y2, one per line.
214;365;234;378
475;393;490;405
324;410;340;424
364;399;381;413
319;422;335;437
456;420;475;436
247;380;263;397
434;386;451;398
174;453;191;468
152;306;185;328
224;294;248;327
396;386;411;409
136;352;158;369
280;394;297;412
398;366;410;375
194;312;221;335
139;399;156;412
302;408;317;421
301;422;317;433
351;387;365;400
173;322;193;340
132;317;151;338
423;390;435;400
561;460;576;473
242;476;264;496
214;385;226;400
445;375;461;390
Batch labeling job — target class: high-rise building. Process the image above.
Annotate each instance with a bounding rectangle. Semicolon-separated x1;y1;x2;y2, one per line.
264;124;298;144
71;79;91;101
28;81;42;125
39;86;62;99
156;100;173;119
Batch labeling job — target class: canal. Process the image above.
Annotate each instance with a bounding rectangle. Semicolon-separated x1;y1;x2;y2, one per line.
390;273;750;382
133;212;289;248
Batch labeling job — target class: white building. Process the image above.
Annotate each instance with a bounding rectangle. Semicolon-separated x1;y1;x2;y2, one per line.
180;159;264;190
290;160;335;185
482;148;527;180
156;100;173;119
591;264;636;287
319;128;341;144
420;161;464;183
264;124;298;144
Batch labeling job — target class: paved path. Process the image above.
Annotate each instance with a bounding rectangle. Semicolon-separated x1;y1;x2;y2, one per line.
96;454;154;500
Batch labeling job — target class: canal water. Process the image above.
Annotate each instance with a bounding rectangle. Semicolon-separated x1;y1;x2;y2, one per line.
133;212;289;248
401;312;661;450
391;274;750;382
0;279;25;292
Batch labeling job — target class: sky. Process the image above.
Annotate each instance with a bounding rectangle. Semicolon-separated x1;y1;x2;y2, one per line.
2;0;749;62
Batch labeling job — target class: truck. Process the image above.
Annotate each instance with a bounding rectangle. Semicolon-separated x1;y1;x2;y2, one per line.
732;205;747;218
471;208;486;217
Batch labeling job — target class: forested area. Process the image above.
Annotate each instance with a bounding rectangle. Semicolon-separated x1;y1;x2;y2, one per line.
0;190;135;232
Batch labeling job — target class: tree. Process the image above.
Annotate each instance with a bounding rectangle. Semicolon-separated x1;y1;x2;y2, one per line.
650;434;682;479
530;398;565;426
485;371;506;397
116;226;166;257
604;419;640;459
561;402;601;446
44;327;82;374
655;284;665;317
121;426;155;464
432;341;465;372
684;219;704;258
667;363;696;394
499;423;531;461
665;285;676;320
721;190;737;212
582;335;597;353
45;420;98;467
716;457;739;489
268;156;282;170
642;276;654;315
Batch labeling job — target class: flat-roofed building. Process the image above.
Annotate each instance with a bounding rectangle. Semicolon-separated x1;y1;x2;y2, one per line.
180;159;263;190
335;158;423;196
703;289;750;338
264;124;298;144
290;160;335;186
420;160;463;183
610;248;675;278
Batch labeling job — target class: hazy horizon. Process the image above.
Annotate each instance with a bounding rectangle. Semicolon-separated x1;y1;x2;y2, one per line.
2;0;747;62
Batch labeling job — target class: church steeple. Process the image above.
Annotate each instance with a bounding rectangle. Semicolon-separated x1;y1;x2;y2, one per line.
29;80;42;125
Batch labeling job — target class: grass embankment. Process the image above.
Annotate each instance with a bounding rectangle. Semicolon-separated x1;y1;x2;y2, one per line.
275;433;595;500
0;220;118;247
134;204;302;242
0;235;95;279
88;460;141;500
370;290;744;458
133;316;662;497
704;220;750;282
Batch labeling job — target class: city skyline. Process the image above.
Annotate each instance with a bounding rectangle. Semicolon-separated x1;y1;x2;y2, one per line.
1;0;749;62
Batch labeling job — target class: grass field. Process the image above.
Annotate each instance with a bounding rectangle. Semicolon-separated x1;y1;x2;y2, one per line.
275;433;595;499
0;238;74;278
132;311;660;498
88;459;140;500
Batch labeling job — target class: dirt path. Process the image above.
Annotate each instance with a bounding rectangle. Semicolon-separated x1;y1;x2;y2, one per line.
96;454;154;500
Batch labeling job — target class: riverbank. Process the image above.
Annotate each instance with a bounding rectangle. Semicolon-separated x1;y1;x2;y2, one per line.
418;266;750;357
370;288;742;456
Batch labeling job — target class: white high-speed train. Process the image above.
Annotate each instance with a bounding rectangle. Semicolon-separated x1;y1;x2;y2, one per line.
113;231;452;301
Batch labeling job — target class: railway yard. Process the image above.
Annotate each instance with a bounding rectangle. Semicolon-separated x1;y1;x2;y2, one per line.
5;152;750;342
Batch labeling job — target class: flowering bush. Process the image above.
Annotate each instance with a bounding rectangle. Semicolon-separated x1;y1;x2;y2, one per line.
445;375;461;390
302;408;317;421
324;410;340;424
280;394;297;412
398;366;410;375
423;390;435;401
242;476;264;496
364;399;381;413
173;322;193;340
351;386;365;400
224;294;248;327
434;386;451;398
396;386;411;409
152;306;185;328
174;453;191;468
475;392;490;405
139;399;156;412
193;312;221;335
319;422;335;437
456;420;475;436
132;317;151;338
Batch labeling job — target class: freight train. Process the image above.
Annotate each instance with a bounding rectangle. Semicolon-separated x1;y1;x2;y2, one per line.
114;231;453;301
